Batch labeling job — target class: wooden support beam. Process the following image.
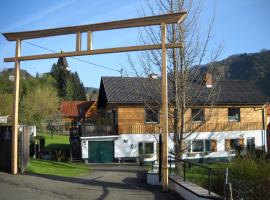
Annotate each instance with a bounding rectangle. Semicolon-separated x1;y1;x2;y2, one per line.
4;43;183;62
11;39;21;174
76;32;82;52
2;12;187;41
161;22;168;192
87;31;93;50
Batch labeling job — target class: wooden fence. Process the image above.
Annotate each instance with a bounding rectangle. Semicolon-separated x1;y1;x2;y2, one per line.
0;126;12;172
0;126;29;173
19;126;29;173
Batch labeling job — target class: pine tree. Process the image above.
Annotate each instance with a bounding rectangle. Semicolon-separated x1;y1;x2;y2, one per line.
51;57;87;100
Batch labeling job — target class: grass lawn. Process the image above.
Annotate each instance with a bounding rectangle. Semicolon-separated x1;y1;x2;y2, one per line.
27;159;91;177
38;132;70;153
38;132;69;147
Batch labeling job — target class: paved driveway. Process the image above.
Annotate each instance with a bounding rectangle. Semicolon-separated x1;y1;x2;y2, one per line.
0;163;183;200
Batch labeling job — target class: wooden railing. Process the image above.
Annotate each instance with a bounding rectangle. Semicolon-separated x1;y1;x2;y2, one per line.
118;123;161;134
185;122;263;132
80;122;263;136
81;124;115;137
117;122;263;134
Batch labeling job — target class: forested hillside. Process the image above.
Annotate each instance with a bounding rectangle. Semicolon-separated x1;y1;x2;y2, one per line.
202;50;270;97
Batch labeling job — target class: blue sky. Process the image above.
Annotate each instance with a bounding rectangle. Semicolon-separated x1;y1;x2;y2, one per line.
0;0;269;88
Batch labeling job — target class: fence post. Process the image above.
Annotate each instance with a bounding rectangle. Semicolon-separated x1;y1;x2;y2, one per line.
183;162;186;181
224;167;228;199
169;157;172;174
208;168;212;195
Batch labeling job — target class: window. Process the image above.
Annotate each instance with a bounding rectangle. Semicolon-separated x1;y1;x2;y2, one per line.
188;139;211;152
192;140;204;152
138;142;154;155
145;107;159;123
228;107;240;122
247;137;255;150
191;108;204;122
230;139;238;150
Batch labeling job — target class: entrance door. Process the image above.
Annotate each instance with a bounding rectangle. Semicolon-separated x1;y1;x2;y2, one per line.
88;141;114;163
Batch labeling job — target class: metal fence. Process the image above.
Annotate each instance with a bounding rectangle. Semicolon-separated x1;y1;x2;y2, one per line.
168;156;225;196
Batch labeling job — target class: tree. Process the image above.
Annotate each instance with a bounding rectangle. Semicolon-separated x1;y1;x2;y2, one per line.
20;86;59;129
129;0;223;174
51;58;87;100
0;93;13;120
47;111;64;137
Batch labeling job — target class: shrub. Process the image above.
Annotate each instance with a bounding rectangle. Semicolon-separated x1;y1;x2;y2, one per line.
228;153;270;199
36;135;45;149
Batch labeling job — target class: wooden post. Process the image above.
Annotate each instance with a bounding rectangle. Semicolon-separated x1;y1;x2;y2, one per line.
87;31;93;50
161;22;168;192
11;38;21;174
76;32;82;52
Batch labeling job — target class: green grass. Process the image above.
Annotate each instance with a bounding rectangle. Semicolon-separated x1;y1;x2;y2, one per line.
27;159;91;177
38;132;69;147
38;132;70;153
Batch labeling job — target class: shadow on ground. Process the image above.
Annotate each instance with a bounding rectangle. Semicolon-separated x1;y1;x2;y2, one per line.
28;164;183;200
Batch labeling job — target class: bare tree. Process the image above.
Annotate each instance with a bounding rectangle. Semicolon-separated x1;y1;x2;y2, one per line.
127;0;223;174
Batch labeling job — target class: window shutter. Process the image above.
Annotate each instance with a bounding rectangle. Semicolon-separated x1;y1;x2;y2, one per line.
225;139;230;151
238;138;244;149
211;139;217;152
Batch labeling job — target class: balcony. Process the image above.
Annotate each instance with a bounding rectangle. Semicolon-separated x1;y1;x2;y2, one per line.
78;121;263;136
185;121;263;132
80;123;115;137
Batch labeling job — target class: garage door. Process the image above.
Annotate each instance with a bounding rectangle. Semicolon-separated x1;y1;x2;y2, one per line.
88;141;114;163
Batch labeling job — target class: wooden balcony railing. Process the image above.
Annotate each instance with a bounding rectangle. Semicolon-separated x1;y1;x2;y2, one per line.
185;122;263;132
118;123;161;134
117;122;263;134
79;122;263;136
81;124;115;137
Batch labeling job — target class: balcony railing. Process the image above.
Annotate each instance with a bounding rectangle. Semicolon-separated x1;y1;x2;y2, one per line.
117;122;263;134
185;122;263;132
78;121;263;136
80;123;115;137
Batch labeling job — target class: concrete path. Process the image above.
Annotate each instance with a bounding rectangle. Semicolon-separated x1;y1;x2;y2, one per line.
0;163;183;200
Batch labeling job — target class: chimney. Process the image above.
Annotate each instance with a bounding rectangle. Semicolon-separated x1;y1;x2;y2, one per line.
204;73;213;88
149;73;158;79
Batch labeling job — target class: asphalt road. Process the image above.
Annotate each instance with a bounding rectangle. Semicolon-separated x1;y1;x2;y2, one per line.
0;163;183;200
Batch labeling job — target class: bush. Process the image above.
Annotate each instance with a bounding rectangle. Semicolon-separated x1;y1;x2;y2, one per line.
228;153;270;199
36;135;45;149
29;136;46;157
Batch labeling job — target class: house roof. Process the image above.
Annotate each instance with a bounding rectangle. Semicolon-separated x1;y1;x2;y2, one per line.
60;101;95;118
99;76;270;106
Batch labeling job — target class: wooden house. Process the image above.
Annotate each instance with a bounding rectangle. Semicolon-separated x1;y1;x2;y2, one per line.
60;100;96;131
80;75;269;163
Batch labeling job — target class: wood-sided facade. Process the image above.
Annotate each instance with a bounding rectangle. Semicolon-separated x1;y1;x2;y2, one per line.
104;105;265;134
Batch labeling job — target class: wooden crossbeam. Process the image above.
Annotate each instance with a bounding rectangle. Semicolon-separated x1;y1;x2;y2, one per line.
2;12;187;41
4;43;183;62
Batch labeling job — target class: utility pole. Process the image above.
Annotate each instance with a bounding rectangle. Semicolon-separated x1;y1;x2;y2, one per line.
161;22;168;192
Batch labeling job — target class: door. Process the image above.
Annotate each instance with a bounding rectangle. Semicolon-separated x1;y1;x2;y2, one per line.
88;141;114;163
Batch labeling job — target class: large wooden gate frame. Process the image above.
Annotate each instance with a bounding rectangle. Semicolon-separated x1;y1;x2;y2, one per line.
2;12;187;191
